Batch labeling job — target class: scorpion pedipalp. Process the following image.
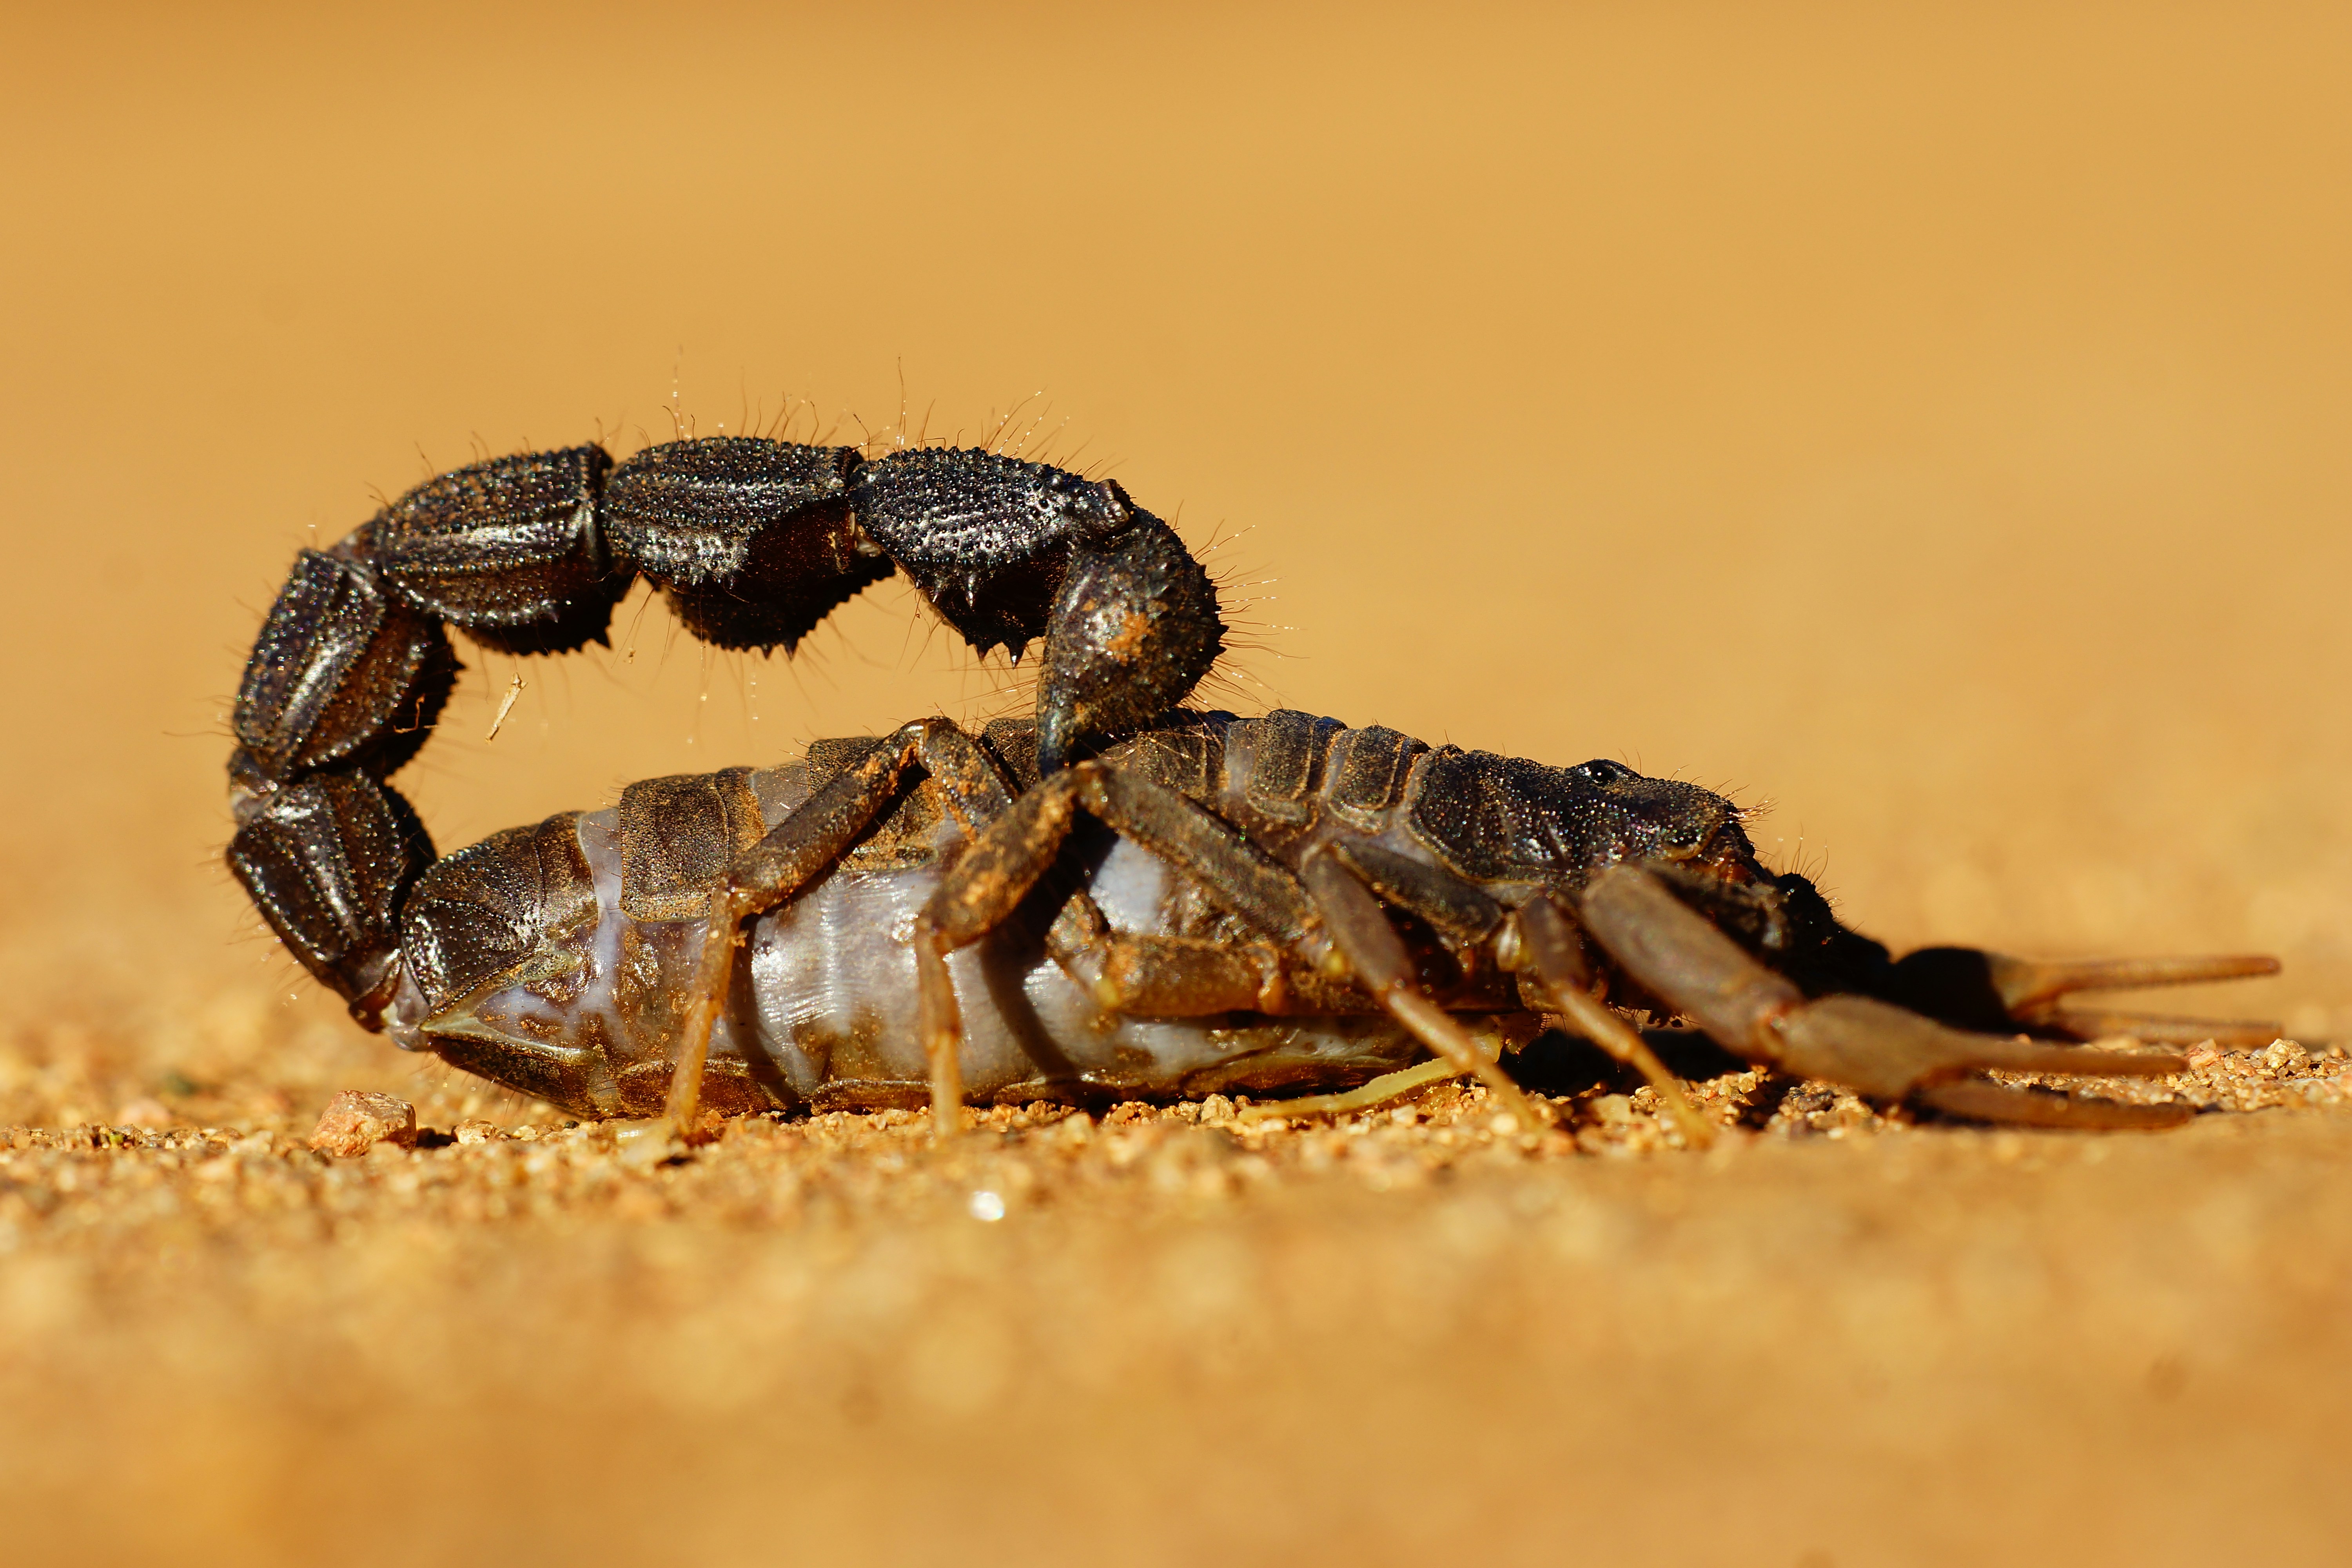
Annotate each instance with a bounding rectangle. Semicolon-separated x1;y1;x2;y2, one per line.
1576;864;2206;1130
1878;947;2283;1047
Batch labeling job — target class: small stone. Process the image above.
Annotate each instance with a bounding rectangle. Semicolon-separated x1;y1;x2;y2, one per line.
2261;1040;2309;1075
307;1091;418;1158
453;1119;504;1145
114;1098;173;1130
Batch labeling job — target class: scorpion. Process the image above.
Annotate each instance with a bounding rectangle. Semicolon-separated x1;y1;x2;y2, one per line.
225;432;2279;1142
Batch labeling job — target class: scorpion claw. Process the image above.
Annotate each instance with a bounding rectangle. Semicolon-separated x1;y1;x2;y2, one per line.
2012;1007;2280;1048
1580;866;2198;1129
1883;947;2281;1042
1910;1079;2196;1131
1768;994;2186;1100
1982;951;2281;1009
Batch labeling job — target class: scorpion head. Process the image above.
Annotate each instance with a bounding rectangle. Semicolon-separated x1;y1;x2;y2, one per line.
1562;764;1894;982
1409;750;1756;888
1556;758;1759;883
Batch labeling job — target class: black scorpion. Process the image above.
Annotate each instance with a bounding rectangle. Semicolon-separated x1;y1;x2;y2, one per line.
225;436;2278;1140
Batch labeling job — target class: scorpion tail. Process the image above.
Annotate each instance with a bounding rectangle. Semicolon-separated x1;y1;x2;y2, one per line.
1036;512;1224;773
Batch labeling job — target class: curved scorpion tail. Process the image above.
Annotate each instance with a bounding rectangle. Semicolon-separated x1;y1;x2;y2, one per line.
228;434;1228;1020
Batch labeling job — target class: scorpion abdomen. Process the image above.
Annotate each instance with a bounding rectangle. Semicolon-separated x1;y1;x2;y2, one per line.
385;715;1464;1118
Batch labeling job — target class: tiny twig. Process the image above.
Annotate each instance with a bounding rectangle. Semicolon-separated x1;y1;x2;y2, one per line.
485;675;525;741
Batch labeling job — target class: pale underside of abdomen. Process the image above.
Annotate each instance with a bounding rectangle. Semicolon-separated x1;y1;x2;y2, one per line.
450;809;1421;1114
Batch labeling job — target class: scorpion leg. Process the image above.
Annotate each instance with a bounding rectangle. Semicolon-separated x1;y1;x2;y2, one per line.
1579;865;2198;1130
1241;1043;1507;1122
919;765;1545;1132
1295;850;1543;1128
1514;895;1714;1147
1317;842;1710;1141
909;772;1092;1135
1052;904;1283;1016
654;719;1017;1140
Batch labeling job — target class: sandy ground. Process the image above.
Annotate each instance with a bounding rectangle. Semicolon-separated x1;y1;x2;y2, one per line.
7;1066;2352;1565
3;3;2349;1562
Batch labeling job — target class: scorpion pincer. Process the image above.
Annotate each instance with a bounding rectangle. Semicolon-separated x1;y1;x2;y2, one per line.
222;433;2279;1143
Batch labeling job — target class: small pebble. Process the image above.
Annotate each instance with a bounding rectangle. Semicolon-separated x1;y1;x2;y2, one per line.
308;1091;418;1158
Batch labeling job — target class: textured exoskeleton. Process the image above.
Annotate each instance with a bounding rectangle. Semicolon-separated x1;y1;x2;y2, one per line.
225;438;1224;1027
377;710;2278;1136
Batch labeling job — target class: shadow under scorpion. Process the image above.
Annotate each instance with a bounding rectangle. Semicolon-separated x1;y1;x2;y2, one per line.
222;432;2278;1146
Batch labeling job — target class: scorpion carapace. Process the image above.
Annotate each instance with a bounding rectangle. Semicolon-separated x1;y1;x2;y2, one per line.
225;438;1225;1027
363;710;2276;1139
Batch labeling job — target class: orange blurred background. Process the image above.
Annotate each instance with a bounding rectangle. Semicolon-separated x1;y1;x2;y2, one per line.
5;7;2352;1563
1;0;2345;1054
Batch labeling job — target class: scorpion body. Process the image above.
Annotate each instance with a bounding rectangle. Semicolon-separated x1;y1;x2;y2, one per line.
392;715;1440;1117
389;710;2267;1133
228;430;2280;1138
